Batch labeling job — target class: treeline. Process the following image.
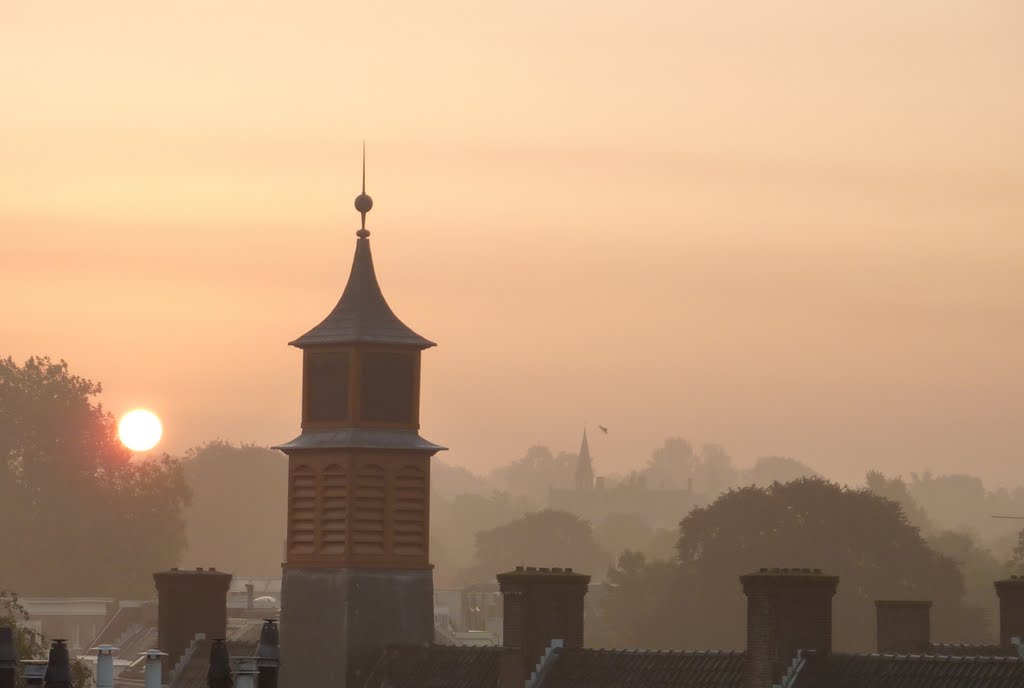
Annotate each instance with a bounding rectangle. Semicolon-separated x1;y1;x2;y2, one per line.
432;439;822;505
4;354;1023;653
0;357;189;597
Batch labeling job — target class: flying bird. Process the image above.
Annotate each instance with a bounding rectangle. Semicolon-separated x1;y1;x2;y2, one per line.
598;425;608;434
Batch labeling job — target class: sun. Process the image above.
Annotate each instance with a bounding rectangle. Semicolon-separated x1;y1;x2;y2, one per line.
118;409;163;452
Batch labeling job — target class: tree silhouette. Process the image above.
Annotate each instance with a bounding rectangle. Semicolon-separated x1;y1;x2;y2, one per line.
1;591;91;687
0;357;190;596
181;442;285;576
747;456;818;486
604;478;988;651
460;509;610;585
1012;529;1024;574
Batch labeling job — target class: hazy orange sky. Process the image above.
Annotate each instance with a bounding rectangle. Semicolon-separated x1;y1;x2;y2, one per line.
3;2;1022;486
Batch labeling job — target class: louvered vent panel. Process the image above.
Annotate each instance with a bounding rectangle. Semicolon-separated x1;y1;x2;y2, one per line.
321;464;348;555
352;464;386;554
289;465;317;555
393;465;427;556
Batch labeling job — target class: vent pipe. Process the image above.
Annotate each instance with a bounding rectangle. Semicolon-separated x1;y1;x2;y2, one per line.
0;627;16;688
43;640;72;688
207;640;232;688
141;650;167;688
92;645;118;688
255;620;279;688
232;658;257;688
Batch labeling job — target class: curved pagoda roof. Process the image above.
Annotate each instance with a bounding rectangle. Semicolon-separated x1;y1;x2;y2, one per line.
289;235;435;349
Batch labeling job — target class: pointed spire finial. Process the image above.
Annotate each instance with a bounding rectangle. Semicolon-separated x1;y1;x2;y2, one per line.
354;140;373;238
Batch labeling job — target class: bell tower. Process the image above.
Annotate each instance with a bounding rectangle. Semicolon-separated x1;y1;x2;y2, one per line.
276;157;443;688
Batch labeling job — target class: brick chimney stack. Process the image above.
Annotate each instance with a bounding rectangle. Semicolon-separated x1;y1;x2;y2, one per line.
740;568;838;688
875;600;931;654
497;566;590;686
153;568;232;671
995;576;1024;648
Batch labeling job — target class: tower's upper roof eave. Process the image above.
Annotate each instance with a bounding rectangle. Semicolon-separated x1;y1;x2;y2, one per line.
273;428;446;453
289;236;436;350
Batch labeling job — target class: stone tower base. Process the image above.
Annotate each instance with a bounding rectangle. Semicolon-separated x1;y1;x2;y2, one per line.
278;567;433;688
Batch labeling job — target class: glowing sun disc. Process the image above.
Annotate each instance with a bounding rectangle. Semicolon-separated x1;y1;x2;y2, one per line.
118;409;163;451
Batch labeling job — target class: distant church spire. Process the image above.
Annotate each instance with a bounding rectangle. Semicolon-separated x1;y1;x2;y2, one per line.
575;428;595;490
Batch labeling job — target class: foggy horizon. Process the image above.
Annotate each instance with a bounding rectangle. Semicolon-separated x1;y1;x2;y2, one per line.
3;1;1023;488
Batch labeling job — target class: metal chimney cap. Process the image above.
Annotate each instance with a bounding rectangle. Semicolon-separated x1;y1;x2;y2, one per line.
257;618;280;662
140;650;168;658
91;645;119;655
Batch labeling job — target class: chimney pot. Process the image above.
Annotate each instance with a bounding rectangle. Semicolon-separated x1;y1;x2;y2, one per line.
140;648;168;688
43;640;72;688
93;645;118;688
256;619;280;688
207;639;233;688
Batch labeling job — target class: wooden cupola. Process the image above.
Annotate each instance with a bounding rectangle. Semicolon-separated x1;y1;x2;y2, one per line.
275;168;444;571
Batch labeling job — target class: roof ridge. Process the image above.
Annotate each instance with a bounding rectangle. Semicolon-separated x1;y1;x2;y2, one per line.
559;647;745;656
833;651;1024;663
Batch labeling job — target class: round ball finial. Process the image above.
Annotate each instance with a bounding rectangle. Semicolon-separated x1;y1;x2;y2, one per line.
355;193;373;214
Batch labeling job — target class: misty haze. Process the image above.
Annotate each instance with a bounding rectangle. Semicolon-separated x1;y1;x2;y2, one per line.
2;3;1023;688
